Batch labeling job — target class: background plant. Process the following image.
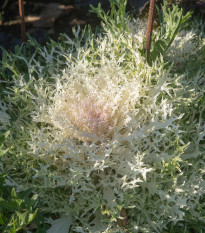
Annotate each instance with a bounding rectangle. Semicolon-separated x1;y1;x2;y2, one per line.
139;0;192;64
0;131;39;233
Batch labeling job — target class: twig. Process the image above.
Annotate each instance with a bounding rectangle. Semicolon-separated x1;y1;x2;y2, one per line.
1;0;9;10
18;0;26;42
145;0;156;63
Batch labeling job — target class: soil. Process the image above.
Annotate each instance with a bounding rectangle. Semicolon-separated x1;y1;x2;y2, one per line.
0;0;102;56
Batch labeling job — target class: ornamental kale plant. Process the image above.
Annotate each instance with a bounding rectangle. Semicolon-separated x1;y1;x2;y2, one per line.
0;0;205;232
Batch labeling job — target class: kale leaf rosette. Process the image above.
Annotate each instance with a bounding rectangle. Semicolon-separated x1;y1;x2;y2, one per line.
0;1;205;232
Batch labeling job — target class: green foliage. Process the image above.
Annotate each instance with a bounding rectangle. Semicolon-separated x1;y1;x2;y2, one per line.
0;180;38;233
90;0;130;34
0;131;10;158
153;2;191;61
165;207;205;233
91;0;192;65
0;132;38;233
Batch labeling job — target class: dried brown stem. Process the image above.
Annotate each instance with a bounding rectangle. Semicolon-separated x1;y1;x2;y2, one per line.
18;0;26;42
145;0;156;63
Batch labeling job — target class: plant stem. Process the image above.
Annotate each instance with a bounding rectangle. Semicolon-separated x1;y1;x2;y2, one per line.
18;0;26;42
145;0;156;63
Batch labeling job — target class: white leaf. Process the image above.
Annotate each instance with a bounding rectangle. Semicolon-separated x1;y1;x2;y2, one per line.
103;186;116;210
88;211;108;233
47;215;72;233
